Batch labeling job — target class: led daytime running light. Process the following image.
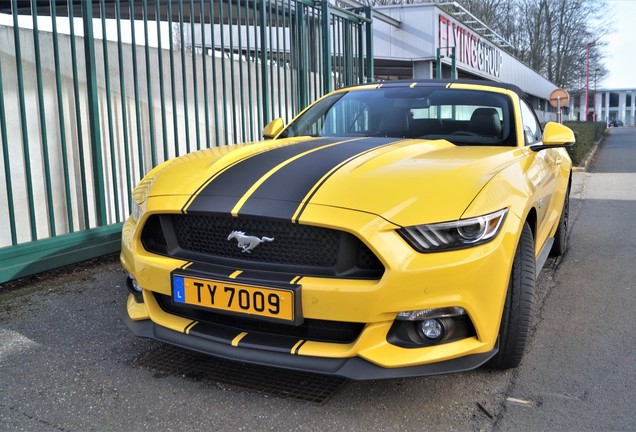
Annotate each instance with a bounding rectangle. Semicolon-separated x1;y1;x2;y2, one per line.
397;306;467;321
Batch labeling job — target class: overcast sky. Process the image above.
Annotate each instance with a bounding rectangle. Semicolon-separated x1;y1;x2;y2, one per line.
601;0;636;89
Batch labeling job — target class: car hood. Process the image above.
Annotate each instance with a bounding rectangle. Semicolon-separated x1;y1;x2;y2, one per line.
146;136;522;226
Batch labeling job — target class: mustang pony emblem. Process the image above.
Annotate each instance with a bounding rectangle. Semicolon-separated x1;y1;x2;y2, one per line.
227;231;274;253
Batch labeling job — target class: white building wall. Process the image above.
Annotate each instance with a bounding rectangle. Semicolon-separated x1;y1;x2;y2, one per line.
583;88;636;125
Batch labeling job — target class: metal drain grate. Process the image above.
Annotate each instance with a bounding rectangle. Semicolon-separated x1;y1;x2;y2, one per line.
136;345;348;404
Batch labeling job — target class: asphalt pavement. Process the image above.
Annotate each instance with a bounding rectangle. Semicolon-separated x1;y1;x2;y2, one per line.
1;127;635;431
494;127;636;431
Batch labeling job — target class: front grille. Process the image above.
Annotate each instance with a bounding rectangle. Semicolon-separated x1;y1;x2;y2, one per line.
141;214;384;278
155;293;365;344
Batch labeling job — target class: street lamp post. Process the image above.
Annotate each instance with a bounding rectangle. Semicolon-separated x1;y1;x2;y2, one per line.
585;40;595;122
594;68;599;122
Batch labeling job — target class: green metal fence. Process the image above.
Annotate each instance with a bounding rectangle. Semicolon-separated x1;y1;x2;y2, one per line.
0;0;373;284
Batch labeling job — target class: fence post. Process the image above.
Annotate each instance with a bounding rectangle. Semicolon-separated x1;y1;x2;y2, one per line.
296;3;307;109
81;0;107;226
259;0;270;125
365;6;373;82
322;1;332;94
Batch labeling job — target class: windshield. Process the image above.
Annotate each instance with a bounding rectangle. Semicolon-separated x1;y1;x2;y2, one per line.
282;87;516;146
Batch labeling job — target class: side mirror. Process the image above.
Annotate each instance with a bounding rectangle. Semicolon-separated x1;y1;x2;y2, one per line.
262;118;285;139
530;122;575;152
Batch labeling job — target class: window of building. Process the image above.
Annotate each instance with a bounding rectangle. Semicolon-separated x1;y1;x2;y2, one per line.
610;93;619;107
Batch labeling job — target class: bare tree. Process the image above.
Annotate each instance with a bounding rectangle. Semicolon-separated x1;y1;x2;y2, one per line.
458;0;609;89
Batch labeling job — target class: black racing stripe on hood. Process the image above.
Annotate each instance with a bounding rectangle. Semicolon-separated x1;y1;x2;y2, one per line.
185;137;341;214
236;137;402;219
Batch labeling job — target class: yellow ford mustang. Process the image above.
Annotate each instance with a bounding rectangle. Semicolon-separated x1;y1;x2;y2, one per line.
120;80;574;379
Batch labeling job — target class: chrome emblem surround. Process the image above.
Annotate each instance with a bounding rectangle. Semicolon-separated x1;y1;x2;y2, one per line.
227;231;274;253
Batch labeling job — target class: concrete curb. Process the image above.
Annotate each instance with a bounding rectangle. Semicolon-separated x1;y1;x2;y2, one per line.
572;133;606;172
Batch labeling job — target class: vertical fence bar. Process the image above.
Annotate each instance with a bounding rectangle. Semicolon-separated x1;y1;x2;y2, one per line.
208;0;221;146
267;1;274;119
115;0;133;210
228;0;238;141
253;0;262;131
321;1;331;95
130;2;146;177
30;0;56;236
274;0;281;119
300;6;316;103
50;0;74;232
188;0;201;150
237;0;246;140
178;0;192;153
312;9;319;102
365;7;373;82
244;0;254;140
218;0;229;145
82;0;107;226
333;15;338;90
11;0;37;239
282;0;289;122
259;0;269;125
156;0;169;160
167;0;181;156
344;20;353;87
0;58;17;245
357;19;363;84
296;4;307;109
289;0;296;114
142;0;157;166
100;0;121;223
200;0;210;147
68;0;90;228
336;16;342;89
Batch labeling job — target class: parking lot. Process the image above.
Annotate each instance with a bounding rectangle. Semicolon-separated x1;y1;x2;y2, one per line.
0;253;516;431
1;128;635;431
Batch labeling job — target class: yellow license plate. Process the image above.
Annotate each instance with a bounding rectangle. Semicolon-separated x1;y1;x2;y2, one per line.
172;275;295;322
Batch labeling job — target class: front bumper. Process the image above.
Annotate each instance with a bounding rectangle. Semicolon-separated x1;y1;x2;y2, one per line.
121;202;521;379
120;299;497;380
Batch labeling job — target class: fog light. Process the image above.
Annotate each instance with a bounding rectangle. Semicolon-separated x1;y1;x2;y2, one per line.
420;319;443;340
129;274;142;293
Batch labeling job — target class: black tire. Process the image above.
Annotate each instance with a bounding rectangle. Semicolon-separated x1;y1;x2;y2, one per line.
550;187;570;256
486;222;535;370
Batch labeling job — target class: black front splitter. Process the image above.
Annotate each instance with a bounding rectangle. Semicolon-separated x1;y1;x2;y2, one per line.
120;302;497;381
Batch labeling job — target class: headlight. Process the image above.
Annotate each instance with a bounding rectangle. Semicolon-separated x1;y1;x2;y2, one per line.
130;172;159;223
398;208;508;252
131;201;143;223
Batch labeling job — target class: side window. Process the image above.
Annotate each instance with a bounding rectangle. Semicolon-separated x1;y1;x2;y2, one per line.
519;99;542;145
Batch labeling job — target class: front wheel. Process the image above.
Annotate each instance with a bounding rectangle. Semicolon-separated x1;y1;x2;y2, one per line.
486;222;535;369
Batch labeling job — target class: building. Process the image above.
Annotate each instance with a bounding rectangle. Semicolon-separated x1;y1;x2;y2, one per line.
577;88;636;126
371;2;561;122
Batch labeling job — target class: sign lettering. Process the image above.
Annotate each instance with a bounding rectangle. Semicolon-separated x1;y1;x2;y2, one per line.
438;14;503;78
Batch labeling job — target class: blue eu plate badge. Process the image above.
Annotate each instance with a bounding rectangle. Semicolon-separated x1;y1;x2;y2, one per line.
173;276;185;303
